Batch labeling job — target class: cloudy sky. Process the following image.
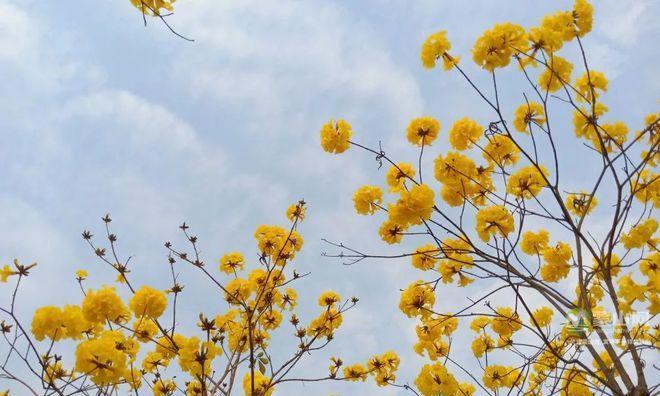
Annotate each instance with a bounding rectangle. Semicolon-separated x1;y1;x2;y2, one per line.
0;0;658;394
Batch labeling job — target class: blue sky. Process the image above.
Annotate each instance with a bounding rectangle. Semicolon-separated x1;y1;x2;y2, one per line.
0;0;658;394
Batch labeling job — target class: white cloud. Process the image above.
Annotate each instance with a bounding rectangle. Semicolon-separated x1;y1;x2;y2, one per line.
597;0;651;46
170;0;423;134
60;90;200;151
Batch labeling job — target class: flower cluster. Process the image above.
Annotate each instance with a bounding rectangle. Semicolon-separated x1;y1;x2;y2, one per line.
2;202;399;395
321;0;658;394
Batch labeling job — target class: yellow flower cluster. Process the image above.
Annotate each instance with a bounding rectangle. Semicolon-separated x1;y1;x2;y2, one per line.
420;30;458;70
388;183;435;227
415;362;473;396
254;224;303;264
483;364;520;390
541;241;573;282
19;203;403;394
320;119;352;154
31;305;97;341
434;151;492;207
385;162;416;192
438;237;474;286
472;23;526;71
399;281;435;318
513;102;545;133
406;117;440;146
620;218;658;250
129;0;175;16
339;351;400;386
448;117;482;150
130;285;167;319
507;165;548;199
218;251;245;274
483;134;520;168
475;205;515;242
353;185;383;215
520;229;550;255
415;314;458;360
565;191;598;217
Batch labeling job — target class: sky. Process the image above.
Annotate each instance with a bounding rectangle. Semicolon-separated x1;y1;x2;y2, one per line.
0;0;658;394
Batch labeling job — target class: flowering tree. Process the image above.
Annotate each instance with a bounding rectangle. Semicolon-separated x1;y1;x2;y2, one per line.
0;202;400;395
321;1;658;395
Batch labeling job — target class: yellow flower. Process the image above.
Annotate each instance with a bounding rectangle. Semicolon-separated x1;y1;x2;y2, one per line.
343;363;368;381
414;363;459;396
618;274;647;305
420;30;455;70
573;102;608;139
177;336;220;376
541;11;575;42
507;165;548;199
142;351;169;373
388;183;435;226
254;224;303;263
592;253;623;280
470;316;490;332
541;242;572;282
565;191;597;217
242;372;273;396
285;203;306;222
129;285;167;319
153;379;177;396
483;365;520;390
368;351;400;377
631;170;660;208
353;185;383;215
640;252;659;279
224;278;252;304
0;264;17;283
434;151;476;184
530;306;554;327
399;281;435;318
186;380;202;396
513;102;545;133
260;310;283;330
378;220;408;244
133;318;159;342
129;0;175;16
472;23;527;71
32;306;66;341
491;306;522;338
219;252;245;274
525;26;563;63
75;330;130;385
621;218;658;250
538;56;573;93
572;0;594;37
82;286;129;324
307;307;343;337
475;205;514;242
520;230;550;255
406;117;440;146
575;70;608;103
411;244;439;271
75;269;88;281
320;119;352;154
385;162;416;192
591;121;628;153
483;135;520;168
448;117;482;150
317;290;341;307
471;334;494;358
